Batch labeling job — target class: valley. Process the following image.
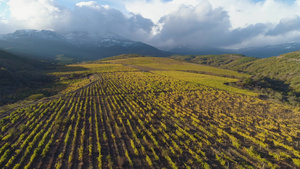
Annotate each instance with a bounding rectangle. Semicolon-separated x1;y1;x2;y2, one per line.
0;54;299;168
1;1;300;168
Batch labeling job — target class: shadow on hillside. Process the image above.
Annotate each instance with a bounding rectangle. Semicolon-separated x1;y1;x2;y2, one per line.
226;76;300;106
0;65;89;106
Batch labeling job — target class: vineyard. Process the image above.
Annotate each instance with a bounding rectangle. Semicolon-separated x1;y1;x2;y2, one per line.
0;60;299;169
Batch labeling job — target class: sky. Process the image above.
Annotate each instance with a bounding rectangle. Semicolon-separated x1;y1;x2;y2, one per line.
1;0;300;49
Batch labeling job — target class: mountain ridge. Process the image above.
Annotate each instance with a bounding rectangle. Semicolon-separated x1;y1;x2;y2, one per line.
0;29;171;63
168;42;300;58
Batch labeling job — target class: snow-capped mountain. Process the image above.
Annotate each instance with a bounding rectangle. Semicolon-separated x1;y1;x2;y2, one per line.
0;29;170;62
2;29;65;41
237;42;300;58
64;31;93;46
97;33;137;47
64;31;137;47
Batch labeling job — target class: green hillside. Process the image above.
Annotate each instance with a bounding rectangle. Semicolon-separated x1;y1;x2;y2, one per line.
171;52;300;105
171;52;300;91
99;55;256;95
171;54;258;70
240;52;300;91
103;55;249;78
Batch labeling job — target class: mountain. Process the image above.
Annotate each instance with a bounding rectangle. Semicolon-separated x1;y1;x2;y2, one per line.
1;29;65;41
0;29;170;63
238;42;300;58
169;42;300;58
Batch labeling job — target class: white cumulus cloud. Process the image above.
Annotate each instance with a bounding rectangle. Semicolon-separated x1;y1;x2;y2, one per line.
56;1;154;41
1;0;300;49
7;0;69;30
76;1;107;9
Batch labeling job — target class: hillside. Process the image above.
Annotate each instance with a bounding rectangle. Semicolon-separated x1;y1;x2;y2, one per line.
240;52;300;90
171;52;300;104
0;50;55;105
0;50;51;71
0;56;299;169
171;53;300;88
170;54;256;70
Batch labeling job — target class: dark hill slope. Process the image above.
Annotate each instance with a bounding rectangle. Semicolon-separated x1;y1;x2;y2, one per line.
0;50;54;105
0;50;51;71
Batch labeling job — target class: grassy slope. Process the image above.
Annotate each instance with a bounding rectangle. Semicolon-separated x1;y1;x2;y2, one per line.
100;56;256;95
171;52;300;92
240;53;300;91
171;54;258;70
104;56;249;79
154;71;257;96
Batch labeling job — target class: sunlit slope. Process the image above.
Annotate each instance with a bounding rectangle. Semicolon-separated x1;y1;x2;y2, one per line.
154;71;257;96
104;57;249;79
240;52;300;92
101;56;254;95
171;52;300;92
0;62;299;169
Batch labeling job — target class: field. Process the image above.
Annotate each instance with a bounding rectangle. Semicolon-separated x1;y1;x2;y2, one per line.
0;60;299;169
104;57;249;79
153;71;257;96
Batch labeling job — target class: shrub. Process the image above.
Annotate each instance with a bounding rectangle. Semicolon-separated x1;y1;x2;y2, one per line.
27;94;44;101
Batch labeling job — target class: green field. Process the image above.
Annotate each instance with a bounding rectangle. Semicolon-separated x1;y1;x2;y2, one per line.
105;57;249;79
153;71;257;96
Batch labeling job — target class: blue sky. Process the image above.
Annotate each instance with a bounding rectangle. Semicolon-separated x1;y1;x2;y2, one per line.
1;0;300;49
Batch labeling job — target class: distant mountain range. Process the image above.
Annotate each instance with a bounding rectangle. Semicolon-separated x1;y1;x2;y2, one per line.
169;42;300;58
0;29;170;63
1;29;300;62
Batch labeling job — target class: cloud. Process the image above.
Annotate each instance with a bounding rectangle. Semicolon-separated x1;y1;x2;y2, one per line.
150;2;271;49
76;1;108;9
125;0;300;28
121;0;300;49
125;0;201;23
267;16;300;36
2;0;300;49
55;1;154;41
7;0;66;29
3;0;154;41
0;22;13;34
151;2;230;48
204;0;300;29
